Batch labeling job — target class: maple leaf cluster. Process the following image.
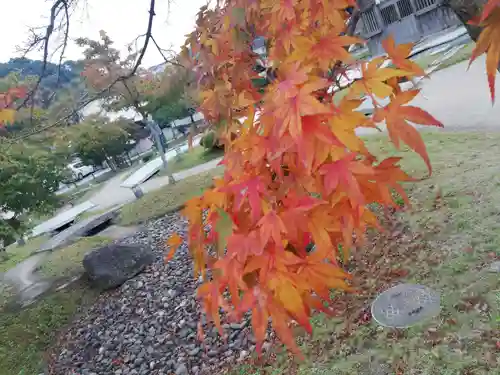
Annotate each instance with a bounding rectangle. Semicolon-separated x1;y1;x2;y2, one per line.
0;87;27;127
163;0;499;355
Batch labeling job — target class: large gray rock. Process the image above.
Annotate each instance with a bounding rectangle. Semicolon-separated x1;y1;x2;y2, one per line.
83;243;154;290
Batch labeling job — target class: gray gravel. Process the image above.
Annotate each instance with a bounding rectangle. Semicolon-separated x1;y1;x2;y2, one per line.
49;212;269;375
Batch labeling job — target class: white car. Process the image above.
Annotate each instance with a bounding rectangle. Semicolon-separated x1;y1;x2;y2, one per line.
67;160;94;181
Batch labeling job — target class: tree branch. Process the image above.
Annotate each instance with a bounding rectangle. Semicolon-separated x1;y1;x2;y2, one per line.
8;0;161;142
17;0;67;110
128;0;156;77
151;35;185;67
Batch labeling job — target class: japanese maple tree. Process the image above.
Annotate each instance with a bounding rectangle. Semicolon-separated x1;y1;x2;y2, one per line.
162;0;500;355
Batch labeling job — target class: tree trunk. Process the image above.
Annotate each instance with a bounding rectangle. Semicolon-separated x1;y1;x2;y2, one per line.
444;0;487;42
444;0;500;74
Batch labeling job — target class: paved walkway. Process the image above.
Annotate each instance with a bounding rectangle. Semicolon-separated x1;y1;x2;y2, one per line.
357;55;500;135
411;56;500;131
88;157;223;211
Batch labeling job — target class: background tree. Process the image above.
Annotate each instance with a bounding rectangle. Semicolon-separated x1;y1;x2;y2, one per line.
144;64;194;126
76;31;154;118
0;143;66;244
56;115;135;170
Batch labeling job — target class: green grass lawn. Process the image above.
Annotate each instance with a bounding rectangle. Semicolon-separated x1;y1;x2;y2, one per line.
163;146;224;175
230;132;500;375
39;236;113;278
3;132;499;375
413;43;474;73
0;283;99;375
119;167;224;225
0;236;49;273
0;235;114;375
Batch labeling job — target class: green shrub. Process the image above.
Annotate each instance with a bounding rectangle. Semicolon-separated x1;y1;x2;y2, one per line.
201;131;225;150
201;131;216;149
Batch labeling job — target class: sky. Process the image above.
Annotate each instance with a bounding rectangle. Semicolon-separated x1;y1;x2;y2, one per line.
1;0;209;68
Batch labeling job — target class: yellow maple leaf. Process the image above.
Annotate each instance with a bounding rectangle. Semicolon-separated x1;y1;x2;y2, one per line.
0;108;16;125
350;57;408;99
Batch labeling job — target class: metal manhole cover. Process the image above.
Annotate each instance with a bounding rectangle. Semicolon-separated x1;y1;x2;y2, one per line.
371;284;441;328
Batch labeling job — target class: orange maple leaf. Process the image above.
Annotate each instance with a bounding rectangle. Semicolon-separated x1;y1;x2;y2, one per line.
226;231;262;262
224;176;267;223
291;32;360;70
257;210;287;247
382;35;426;77
374;90;443;173
271;75;331;139
164;233;183;262
469;8;500;102
319;154;375;205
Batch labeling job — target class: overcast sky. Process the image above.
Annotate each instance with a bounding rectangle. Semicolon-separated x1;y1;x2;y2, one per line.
1;0;209;67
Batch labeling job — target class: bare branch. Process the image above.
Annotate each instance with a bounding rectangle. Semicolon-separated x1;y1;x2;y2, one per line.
8;0;162;142
151;35;185;67
128;0;156;77
17;0;68;110
56;1;70;88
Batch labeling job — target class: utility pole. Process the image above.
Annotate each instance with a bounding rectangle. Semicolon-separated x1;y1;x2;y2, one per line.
146;115;176;184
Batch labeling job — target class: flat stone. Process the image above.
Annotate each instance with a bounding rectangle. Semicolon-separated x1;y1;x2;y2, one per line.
31;201;95;237
38;208;121;253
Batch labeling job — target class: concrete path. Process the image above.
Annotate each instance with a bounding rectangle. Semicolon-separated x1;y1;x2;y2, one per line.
3;252;52;306
410;55;500;131
357;55;500;135
87;157;223;211
140;158;222;194
87;169;136;212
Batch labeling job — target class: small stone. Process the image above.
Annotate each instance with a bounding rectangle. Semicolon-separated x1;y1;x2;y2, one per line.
238;350;249;362
175;363;188;375
189;347;201;356
230;322;246;330
178;328;190;338
207;349;219;357
488;261;500;273
262;342;271;352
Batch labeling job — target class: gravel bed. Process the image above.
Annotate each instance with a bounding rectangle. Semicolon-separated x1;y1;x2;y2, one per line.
49;212;270;375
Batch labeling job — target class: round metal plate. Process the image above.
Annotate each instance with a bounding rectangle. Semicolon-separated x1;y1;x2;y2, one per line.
371;284;441;328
